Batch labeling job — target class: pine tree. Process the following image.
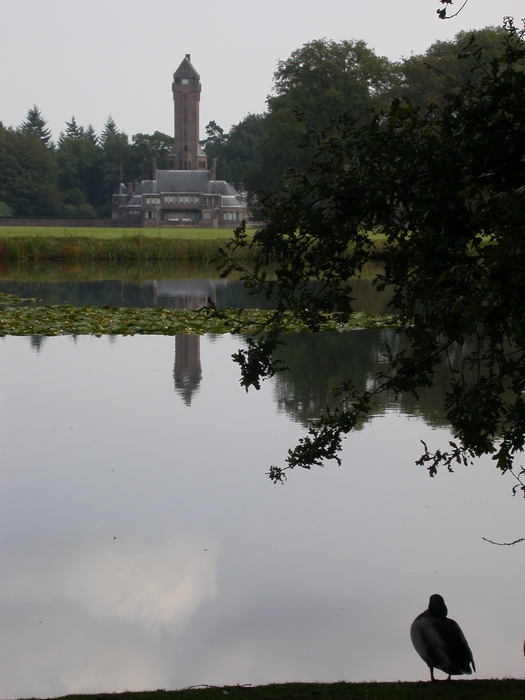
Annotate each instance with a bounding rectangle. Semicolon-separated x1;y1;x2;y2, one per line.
84;124;98;145
21;105;53;148
64;116;84;139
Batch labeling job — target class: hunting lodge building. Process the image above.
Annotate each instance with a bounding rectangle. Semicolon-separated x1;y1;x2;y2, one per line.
112;55;248;228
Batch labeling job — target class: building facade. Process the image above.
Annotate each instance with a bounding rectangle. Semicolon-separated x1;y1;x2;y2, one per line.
112;55;247;228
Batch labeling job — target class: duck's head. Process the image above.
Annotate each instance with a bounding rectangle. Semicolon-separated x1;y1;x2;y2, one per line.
428;594;448;619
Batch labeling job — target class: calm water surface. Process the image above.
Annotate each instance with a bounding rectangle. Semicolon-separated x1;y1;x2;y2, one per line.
0;332;523;698
0;264;392;314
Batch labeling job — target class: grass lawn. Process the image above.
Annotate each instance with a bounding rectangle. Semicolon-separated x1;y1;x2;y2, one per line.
0;225;387;243
0;226;240;240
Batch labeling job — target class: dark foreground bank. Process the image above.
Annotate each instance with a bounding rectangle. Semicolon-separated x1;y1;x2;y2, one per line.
22;679;525;700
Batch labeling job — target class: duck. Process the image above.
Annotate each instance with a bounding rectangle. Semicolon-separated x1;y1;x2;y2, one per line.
410;594;475;682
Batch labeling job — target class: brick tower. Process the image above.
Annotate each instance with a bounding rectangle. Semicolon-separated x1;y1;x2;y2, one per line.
168;54;207;171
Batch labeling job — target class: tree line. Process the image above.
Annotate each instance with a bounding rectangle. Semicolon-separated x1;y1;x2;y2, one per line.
0;25;507;219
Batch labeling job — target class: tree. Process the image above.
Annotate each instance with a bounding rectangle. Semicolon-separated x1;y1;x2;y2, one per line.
218;19;525;493
20;105;53;148
130;130;173;180
98;116;129;214
251;39;394;193
0;123;59;215
394;26;509;110
0;201;12;217
57;116;85;146
201;120;226;158
56;134;101;216
200;115;267;192
64;116;84;139
223;113;267;191
200;120;233;181
84;124;98;145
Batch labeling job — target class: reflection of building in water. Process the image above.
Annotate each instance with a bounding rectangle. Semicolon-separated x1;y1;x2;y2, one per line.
174;334;202;406
151;279;226;310
150;279;227;405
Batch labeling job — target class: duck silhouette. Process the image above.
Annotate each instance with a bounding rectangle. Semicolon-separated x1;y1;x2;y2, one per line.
410;594;475;681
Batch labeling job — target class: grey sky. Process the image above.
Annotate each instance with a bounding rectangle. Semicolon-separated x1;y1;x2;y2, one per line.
1;0;523;142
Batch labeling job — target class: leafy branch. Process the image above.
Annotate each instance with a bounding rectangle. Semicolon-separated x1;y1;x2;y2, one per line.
437;0;469;20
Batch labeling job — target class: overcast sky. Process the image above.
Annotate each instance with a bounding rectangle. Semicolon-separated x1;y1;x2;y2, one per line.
1;0;523;143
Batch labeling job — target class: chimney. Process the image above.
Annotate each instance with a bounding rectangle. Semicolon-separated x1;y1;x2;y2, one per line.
152;158;157;181
210;158;217;181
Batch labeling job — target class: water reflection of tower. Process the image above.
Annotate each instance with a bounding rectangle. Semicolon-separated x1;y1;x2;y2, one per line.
151;279;222;405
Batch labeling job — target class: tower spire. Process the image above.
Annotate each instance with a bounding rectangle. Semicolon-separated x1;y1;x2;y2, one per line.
167;54;206;170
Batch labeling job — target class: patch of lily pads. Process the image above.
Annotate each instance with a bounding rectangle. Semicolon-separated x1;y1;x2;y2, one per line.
0;295;402;337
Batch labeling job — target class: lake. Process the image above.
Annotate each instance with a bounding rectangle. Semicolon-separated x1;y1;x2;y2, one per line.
0;260;391;314
0;270;524;698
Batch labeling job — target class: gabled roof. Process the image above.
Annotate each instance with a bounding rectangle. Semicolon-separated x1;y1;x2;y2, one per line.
156;170;210;193
208;180;242;197
173;53;200;81
114;170;244;208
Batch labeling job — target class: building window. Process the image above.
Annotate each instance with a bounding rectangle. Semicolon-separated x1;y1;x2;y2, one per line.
182;78;189;85
203;210;212;220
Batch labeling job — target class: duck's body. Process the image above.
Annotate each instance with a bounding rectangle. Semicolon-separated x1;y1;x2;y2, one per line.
410;594;475;682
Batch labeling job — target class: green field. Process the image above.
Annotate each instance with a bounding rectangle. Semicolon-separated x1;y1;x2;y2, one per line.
0;225;385;264
0;226;241;240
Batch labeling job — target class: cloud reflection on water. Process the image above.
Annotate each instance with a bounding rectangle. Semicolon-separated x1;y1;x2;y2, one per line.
0;335;523;698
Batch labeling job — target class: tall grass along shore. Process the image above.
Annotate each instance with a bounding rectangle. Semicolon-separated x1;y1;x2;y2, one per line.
0;227;250;264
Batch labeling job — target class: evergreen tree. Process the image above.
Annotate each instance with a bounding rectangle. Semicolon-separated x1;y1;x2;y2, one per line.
84;124;98;144
64;116;84;139
20;105;53;148
99;116;130;214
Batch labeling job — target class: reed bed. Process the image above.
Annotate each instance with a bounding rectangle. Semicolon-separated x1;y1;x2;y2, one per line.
0;235;250;265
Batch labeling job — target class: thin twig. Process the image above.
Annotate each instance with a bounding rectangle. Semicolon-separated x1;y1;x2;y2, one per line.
482;537;525;546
